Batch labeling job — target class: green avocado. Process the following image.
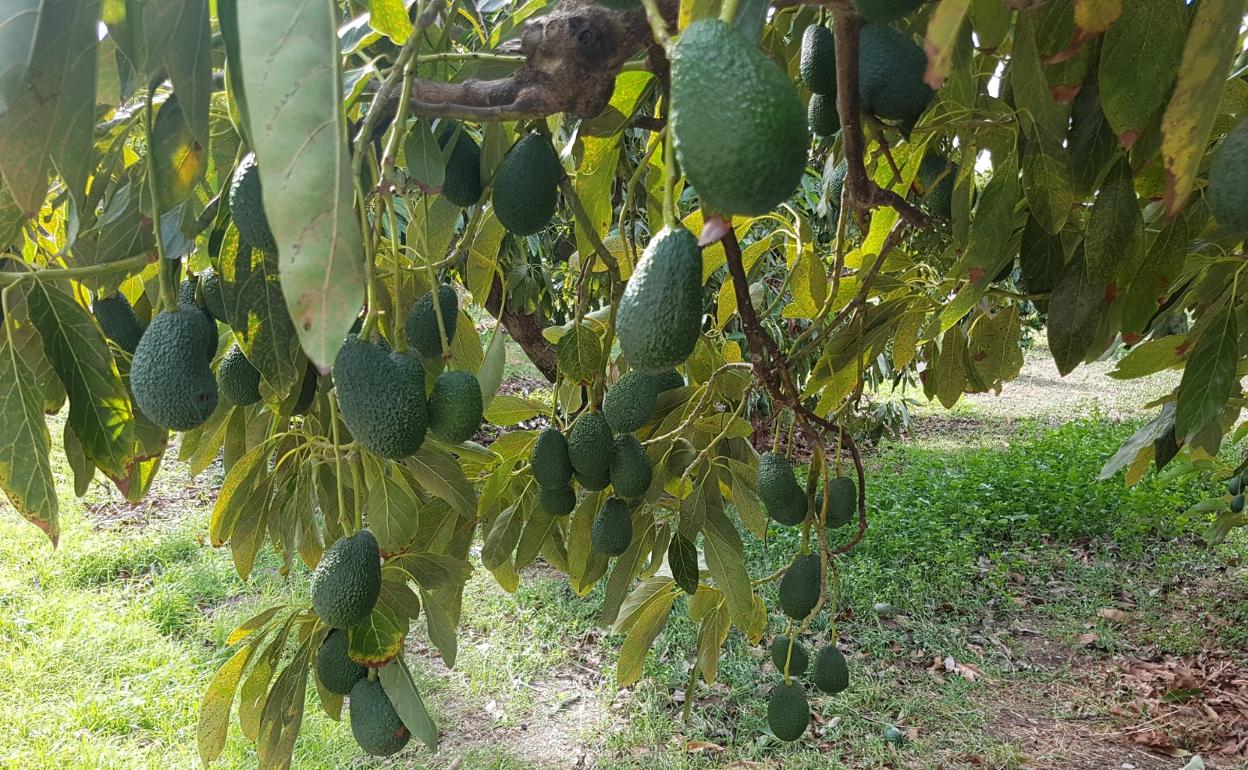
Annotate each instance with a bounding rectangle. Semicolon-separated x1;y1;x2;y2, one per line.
492;133;561;235
217;343;262;406
858;24;934;124
811;644;849;694
800;24;837;96
177;277;198;307
1209;117;1248;237
175;279;220;357
436;122;484;207
757;452;807;527
853;0;923;22
349;677;411;756
531;427;574;489
808;93;840;137
616;227;704;373
821;476;856;528
333;335;428;459
767;683;810;741
654;369;685;392
229;152;278;254
316;629;367;696
603;371;660;433
93;293;144;354
779;553;821;621
311;529;382;629
1233;494;1246;513
198;268;227;322
918;153;957;220
427;369;482;444
591;497;633;556
609;433;653;499
291;362;319;416
567;411;614;479
670;19;808;216
538;484;577;517
770;637;810;677
405;285;459;359
130;308;219;430
576;469;612;492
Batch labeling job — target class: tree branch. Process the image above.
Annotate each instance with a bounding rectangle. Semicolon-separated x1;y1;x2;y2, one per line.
484;272;559;382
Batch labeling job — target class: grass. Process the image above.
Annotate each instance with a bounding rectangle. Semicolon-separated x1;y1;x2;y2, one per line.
0;344;1245;769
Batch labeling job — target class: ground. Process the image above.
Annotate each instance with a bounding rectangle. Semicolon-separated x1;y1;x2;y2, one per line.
0;339;1245;770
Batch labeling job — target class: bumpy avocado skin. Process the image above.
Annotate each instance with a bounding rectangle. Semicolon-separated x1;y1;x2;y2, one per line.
857;24;934;124
808;93;840;137
217;343;262;406
591;497;633;556
1209;118;1248;237
653;369;685;392
405;285;459;359
670;19;809;216
491;133;561;235
603;371;660;433
436;122;485;207
316;629;367;696
767;683;811;741
853;0;923;22
538;484;577;516
130;308;219;430
93;294;144;354
531;427;574;489
311;529;382;629
779;553;822;621
616;227;704;373
770;637;810;676
349;678;411;756
757;451;807;526
229;152;278;255
198;268;228;322
567;412;614;479
812;644;850;694
800;24;837;96
427;369;483;444
918;154;957;220
333;336;428;459
610;433;653;499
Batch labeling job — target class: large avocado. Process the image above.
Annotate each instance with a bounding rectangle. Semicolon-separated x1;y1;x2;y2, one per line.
491;133;561;235
567;411;614;479
349;677;411;756
531;427;574;489
670;19;808;216
130;308;219;430
436;122;485;207
800;24;837;96
591;497;633;556
316;629;367;695
858;24;934;124
822;475;856;528
427;370;483;444
217;343;262;407
92;293;144;354
311;529;382;629
405;285;459;359
811;644;850;694
779;553;821;621
609;433;653;499
333;335;428;459
616;227;704;373
229;152;278;254
757;451;807;527
767;683;810;741
602;370;660;433
1209;117;1248;237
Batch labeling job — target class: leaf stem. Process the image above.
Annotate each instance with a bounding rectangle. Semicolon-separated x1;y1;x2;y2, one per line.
0;253;154;285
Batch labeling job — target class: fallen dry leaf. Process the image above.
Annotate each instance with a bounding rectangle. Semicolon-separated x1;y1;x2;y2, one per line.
1076;632;1100;646
1097;607;1131;623
685;740;722;754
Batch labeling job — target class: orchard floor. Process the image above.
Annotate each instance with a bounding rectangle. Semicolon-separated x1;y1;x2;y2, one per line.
1;343;1246;770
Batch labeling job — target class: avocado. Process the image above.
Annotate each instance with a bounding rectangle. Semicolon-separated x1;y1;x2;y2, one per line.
531;427;574;489
333;335;428;459
800;24;837;96
538;484;577;517
757;451;807;527
591;497;633;556
217;343;262;406
654;369;685;392
427;369;482;444
610;433;653;499
175;279;220;357
822;476;856;528
853;0;923;22
130;308;220;430
349;677;411;756
311;529;382;629
93;293;144;354
811;643;849;694
405;285;458;359
177;277;198;307
616;227;704;373
291;362;319;416
567;411;614;479
670;19;808;216
858;24;933;124
808;93;840;137
1208;117;1248;237
316;628;366;695
1229;476;1243;496
229;152;278;254
1233;494;1246;514
603;370;660;433
918;153;957;220
492;133;561;235
767;683;810;741
779;553;821;621
436;122;484;207
198;268;227;322
770;637;810;677
576;469;612;492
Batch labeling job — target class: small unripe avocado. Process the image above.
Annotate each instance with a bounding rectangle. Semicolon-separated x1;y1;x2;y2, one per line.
811;644;849;694
435;122;484;207
405;285;459;359
1233;494;1245;514
217;343;262;406
229;152;278;254
291;363;319;416
808;93;840;137
616;227;704;373
603;371;660;433
567;412;614;479
531;427;574;489
654;369;685;392
316;629;366;695
770;637;810;677
779;553;822;621
822;476;856;528
492;133;561;235
800;25;837;96
1209;117;1248;237
311;529;382;629
198;268;227;322
767;683;810;741
757;452;807;527
592;497;633;556
1229;476;1244;496
858;24;934;124
610;433;653;499
918;154;957;220
427;370;483;444
333;336;428;459
539;484;577;517
130;308;220;430
92;293;144;354
349;677;411;756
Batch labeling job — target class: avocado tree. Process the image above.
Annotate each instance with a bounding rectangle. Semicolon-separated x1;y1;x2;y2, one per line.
1;0;1246;762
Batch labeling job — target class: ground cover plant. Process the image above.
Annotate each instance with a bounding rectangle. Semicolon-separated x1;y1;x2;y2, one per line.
1;0;1247;767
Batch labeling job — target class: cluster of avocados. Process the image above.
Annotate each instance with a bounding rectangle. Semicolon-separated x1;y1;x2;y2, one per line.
757;451;856;531
767;634;851;741
309;529;411;756
1227;468;1248;513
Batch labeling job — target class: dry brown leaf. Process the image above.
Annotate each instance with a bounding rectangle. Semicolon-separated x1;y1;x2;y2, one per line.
1097;607;1131;623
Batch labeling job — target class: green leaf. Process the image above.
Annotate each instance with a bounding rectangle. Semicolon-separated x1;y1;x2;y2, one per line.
934;327;967;408
1175;303;1238;442
0;2;38;120
25;280;134;480
239;622;290;742
420;588;459;667
1022;150;1075;236
1098;404;1174;480
237;0;365;369
481;504;522;570
1074;0;1121;35
969;0;1010;49
556;323;602;385
406;444;476;518
363;466;420;555
615;584;677;688
695;599;730;685
0;329;56;542
1018;217;1066;300
923;0;971;89
668;533;699;596
402;119;443;189
701;507;758;639
1109;335;1187;380
1159;0;1246;216
483;394;544;426
725;458;767;540
388;552;474;590
1046;250;1107;375
348;593;408;667
255;643;309;770
600;506;658;626
144;0;211;147
150;94;206;212
380;657;438;751
209;440;270;547
1083;160;1142;287
197;641;255;767
1122;201;1204;336
368;0;414;43
1098;0;1186;146
477;326;506;408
